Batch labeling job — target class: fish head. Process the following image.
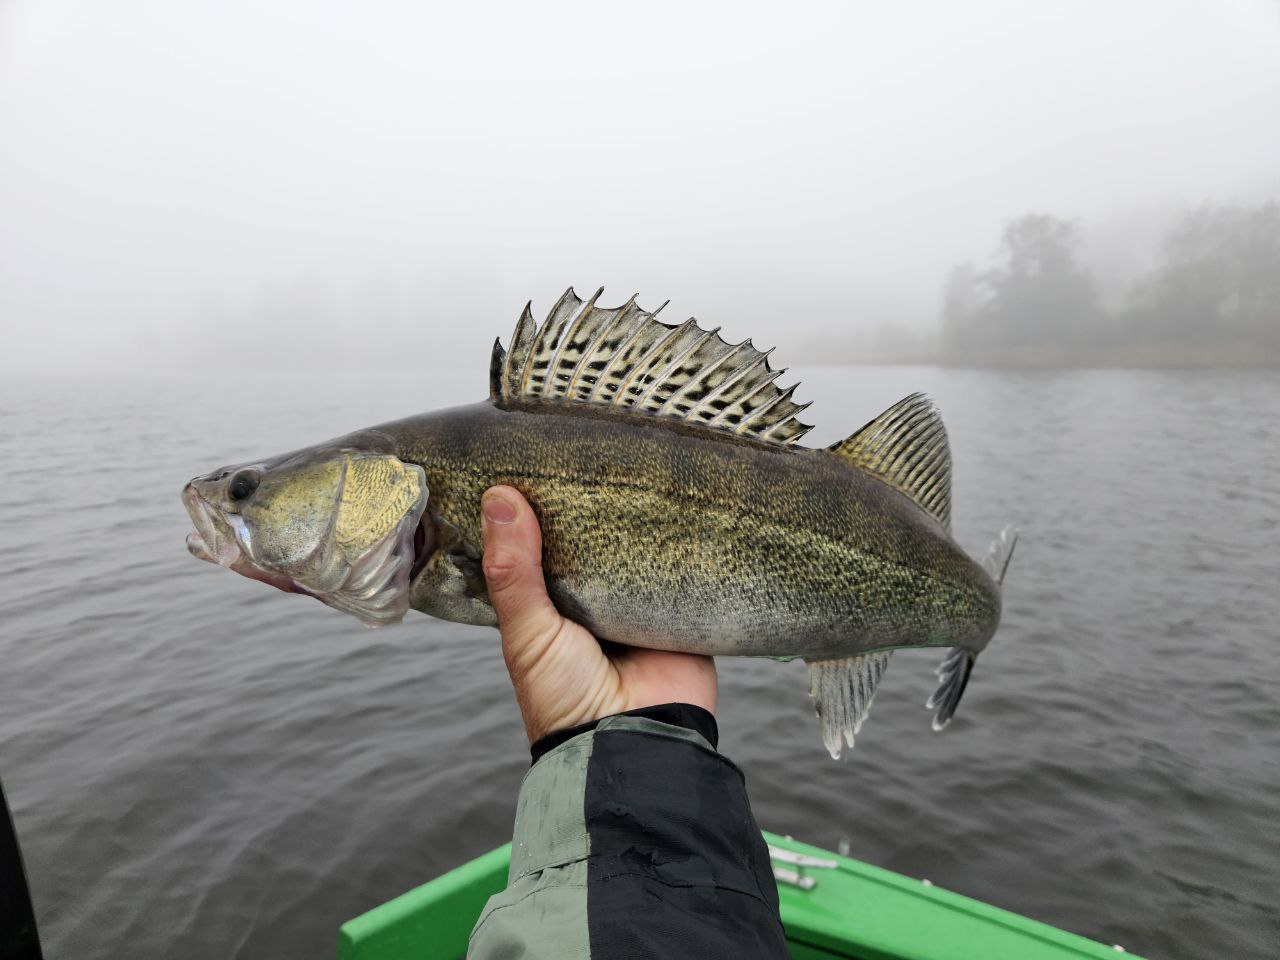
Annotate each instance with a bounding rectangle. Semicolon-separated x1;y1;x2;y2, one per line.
182;447;428;627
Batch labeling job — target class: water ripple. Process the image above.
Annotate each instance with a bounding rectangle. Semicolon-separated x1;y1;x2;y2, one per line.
1;370;1276;960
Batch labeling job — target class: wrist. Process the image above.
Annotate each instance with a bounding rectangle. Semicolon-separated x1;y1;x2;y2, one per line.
529;702;718;763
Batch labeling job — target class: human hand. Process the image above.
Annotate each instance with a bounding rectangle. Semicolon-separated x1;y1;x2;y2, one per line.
480;485;717;744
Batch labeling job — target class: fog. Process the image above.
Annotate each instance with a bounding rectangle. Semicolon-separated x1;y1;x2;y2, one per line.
2;0;1278;376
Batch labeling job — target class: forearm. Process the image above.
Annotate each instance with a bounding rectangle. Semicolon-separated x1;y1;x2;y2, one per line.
468;704;788;960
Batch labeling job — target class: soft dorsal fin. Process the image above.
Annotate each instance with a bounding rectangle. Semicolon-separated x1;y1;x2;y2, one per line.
828;393;951;528
489;287;813;445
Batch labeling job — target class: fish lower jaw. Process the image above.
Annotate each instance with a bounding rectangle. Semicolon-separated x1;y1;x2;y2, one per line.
186;530;217;563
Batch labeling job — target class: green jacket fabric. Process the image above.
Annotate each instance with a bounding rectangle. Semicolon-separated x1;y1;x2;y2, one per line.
468;704;788;959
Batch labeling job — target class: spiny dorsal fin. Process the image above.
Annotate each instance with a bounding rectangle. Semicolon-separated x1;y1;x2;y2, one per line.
488;338;506;399
489;287;813;445
827;393;951;528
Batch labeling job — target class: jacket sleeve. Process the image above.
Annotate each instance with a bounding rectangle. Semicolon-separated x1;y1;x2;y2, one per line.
468;703;789;960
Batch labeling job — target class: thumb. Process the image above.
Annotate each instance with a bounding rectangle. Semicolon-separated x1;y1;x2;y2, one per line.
480;486;564;657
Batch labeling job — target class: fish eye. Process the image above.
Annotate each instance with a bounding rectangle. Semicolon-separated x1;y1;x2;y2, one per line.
228;470;260;502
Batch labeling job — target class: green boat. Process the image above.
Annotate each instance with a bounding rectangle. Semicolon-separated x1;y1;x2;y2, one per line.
339;831;1140;960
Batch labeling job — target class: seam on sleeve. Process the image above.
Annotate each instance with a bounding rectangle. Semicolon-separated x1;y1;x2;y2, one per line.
468;874;589;942
511;835;590;876
588;867;776;908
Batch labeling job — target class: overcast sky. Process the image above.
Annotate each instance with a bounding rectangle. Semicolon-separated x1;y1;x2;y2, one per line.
1;0;1278;375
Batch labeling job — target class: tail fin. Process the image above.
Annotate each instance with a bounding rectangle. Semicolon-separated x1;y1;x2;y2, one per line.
927;525;1018;731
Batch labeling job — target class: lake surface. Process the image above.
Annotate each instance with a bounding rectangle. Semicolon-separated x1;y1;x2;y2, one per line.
1;367;1276;959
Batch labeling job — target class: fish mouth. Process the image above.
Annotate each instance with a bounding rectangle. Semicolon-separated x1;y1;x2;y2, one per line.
182;483;313;595
183;483;243;567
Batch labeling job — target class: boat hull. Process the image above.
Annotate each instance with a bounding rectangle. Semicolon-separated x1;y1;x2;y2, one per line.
338;831;1140;960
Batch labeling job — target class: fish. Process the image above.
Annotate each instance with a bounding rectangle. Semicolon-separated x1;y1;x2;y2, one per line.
183;287;1017;757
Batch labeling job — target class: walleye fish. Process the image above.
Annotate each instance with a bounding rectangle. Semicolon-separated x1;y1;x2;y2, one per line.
183;288;1017;757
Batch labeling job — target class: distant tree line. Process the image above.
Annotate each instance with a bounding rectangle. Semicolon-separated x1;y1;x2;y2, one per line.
940;201;1280;366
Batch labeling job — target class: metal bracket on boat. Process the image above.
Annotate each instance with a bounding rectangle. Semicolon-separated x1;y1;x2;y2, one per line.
768;844;838;891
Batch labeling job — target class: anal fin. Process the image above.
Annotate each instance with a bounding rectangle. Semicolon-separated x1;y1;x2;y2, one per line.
805;652;891;759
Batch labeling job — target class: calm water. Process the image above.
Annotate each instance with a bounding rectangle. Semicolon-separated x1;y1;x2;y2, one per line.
1;368;1277;959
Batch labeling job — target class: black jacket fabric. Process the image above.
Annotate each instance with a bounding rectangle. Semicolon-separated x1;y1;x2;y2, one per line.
468;704;789;959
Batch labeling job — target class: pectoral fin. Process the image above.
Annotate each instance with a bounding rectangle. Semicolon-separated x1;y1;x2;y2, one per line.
437;516;488;598
409;517;496;627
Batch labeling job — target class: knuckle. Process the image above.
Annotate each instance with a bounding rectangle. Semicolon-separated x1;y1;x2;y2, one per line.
481;549;523;591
